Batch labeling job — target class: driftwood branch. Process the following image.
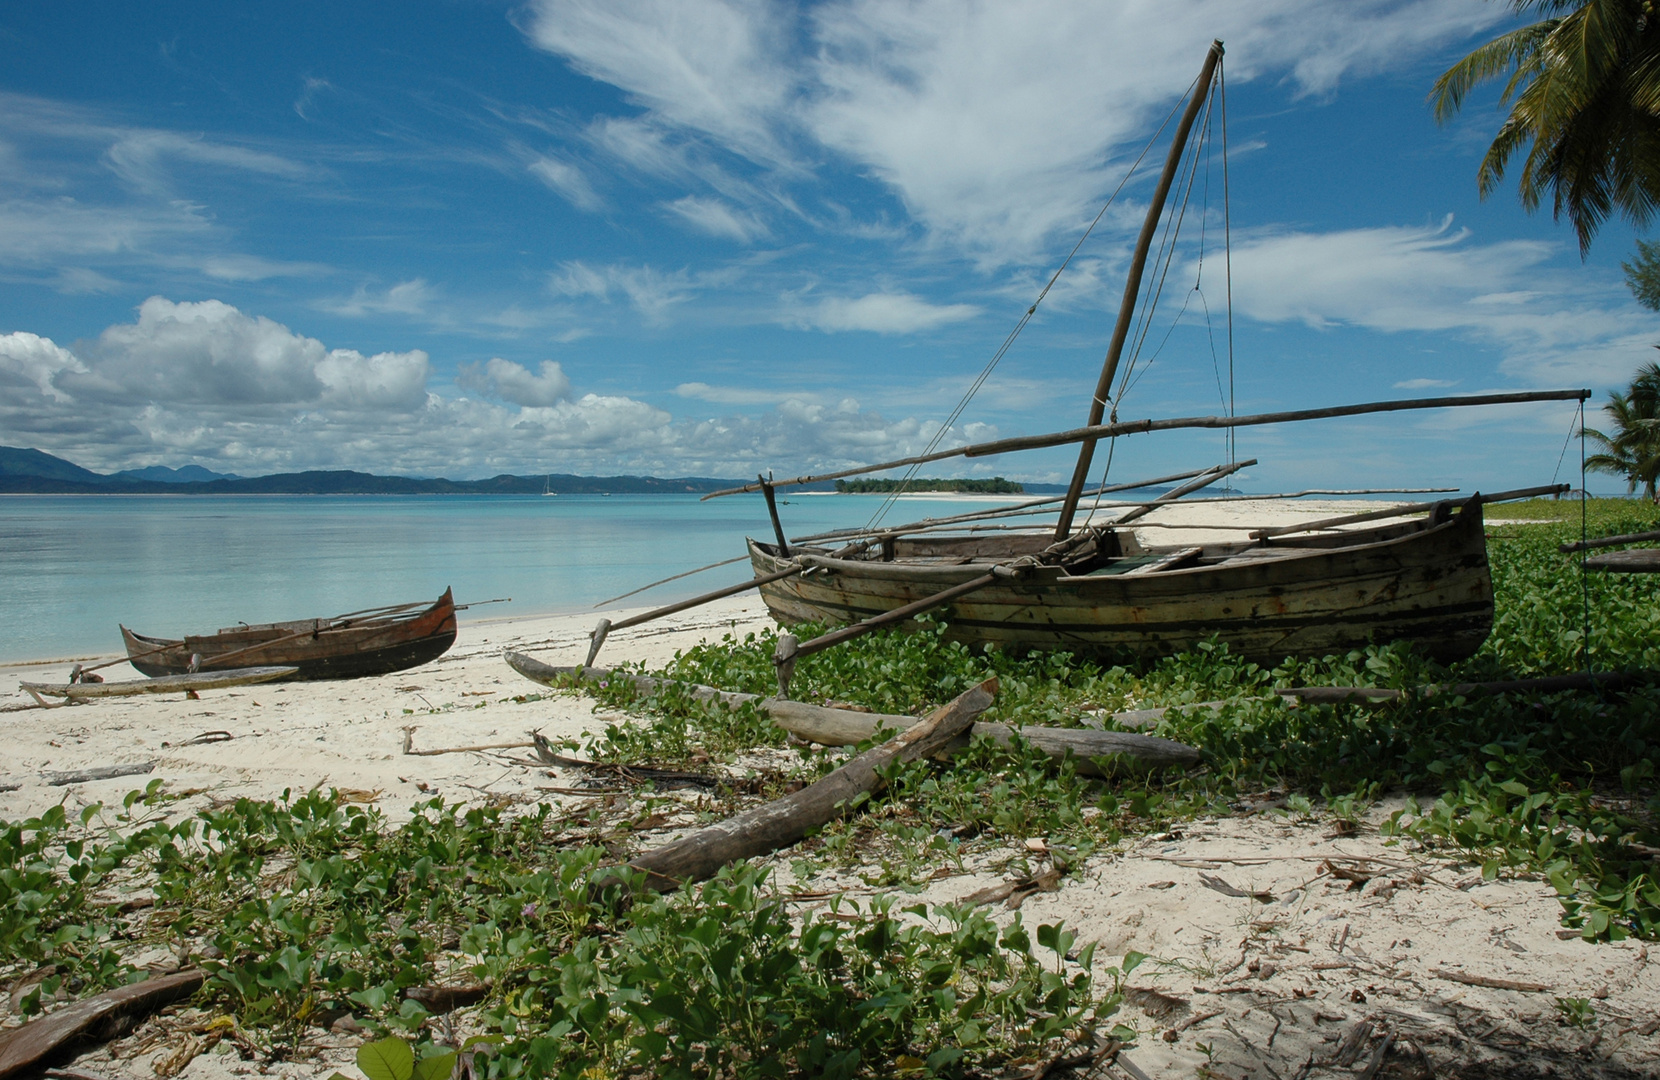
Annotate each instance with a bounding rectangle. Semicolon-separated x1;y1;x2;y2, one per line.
503;652;1199;770
599;678;998;893
1561;530;1660;553
0;969;203;1080
42;762;157;787
1583;549;1660;573
20;667;297;701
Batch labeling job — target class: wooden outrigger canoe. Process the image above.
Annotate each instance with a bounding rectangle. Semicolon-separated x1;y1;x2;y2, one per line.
120;588;457;681
749;499;1493;665
21;666;298;704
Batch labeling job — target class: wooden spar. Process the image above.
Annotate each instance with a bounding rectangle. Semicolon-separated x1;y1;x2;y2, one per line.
788;464;1226;544
596;680;998;894
21;666;298;700
759;474;790;556
606;564;806;633
700;388;1591;499
776;568;1013;693
1109;458;1254;526
1056;39;1226;540
594;555;750;608
1584;549;1660;573
502;651;1201;772
580;562;809;669
1247;483;1567;539
1561;529;1660;553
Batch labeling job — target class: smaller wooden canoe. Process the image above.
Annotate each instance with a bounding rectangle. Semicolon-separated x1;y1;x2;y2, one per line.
22;666;298;700
121;589;457;681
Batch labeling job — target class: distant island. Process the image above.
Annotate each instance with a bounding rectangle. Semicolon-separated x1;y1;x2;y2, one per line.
834;476;1025;494
0;447;1064;497
0;446;759;496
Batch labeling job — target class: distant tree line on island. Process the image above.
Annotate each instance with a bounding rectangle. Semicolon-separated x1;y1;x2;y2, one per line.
834;477;1023;494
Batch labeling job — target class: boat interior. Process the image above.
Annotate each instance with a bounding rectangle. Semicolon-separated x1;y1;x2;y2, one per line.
766;500;1466;578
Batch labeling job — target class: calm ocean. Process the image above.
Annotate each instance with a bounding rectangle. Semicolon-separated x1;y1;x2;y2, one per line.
0;493;1000;663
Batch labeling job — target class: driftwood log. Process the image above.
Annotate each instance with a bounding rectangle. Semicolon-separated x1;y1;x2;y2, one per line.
1109;670;1657;729
1561;530;1660;553
0;969;203;1080
599;678;997;893
502;652;1199;771
1583;549;1660;573
20;667;297;702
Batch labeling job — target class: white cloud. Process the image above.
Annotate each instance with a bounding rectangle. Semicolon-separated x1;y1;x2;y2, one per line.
322;279;440;318
0;331;86;402
1226;219;1660;387
459;357;574;406
1393;378;1458;390
547;261;697;322
663;195;766;242
0;299;980;478
675;381;818;405
528;155;604;211
520;0;1507;264
103;131;313;195
520;0;799;168
786;291;980;334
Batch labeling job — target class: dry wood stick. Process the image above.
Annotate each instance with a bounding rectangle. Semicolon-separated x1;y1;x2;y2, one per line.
1561;529;1660;553
1430;969;1549;993
1584;549;1660;573
0;969;204;1080
598;678;997;893
701;389;1591;499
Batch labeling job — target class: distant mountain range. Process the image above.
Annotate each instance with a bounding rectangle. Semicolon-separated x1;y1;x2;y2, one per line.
0;446;1071;496
0;446;784;495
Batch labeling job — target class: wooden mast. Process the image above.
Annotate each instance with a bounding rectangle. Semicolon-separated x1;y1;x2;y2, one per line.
1053;39;1225;540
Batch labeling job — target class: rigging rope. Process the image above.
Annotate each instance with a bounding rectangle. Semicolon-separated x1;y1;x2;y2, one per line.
862;77;1200;531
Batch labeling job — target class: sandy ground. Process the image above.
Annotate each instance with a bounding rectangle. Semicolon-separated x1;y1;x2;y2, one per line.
3;496;1652;1079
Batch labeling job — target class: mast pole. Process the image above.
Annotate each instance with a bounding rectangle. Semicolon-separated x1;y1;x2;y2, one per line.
1053;39;1225;540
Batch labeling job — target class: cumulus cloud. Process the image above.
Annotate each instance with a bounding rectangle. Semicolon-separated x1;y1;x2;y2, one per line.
458;357;574;406
786;291;980;334
0;298;961;478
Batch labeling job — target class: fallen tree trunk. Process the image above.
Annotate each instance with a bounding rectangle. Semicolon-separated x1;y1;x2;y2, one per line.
1108;670;1658;729
0;969;204;1080
599;678;998;893
504;652;1199;770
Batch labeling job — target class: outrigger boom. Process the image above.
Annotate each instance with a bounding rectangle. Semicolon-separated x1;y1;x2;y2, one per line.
700;388;1591;501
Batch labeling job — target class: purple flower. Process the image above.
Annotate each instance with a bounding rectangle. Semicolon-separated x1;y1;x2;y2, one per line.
522;902;538;919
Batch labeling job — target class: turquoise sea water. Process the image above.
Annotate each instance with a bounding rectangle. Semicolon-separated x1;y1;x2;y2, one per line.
0;493;1001;663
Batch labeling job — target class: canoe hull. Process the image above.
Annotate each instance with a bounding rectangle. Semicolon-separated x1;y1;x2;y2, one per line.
749;507;1493;664
121;589;458;681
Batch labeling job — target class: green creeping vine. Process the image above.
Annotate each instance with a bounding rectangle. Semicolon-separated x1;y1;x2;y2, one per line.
1;786;1124;1076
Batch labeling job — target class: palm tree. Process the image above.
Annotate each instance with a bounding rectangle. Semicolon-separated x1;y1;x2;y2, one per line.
1431;0;1660;253
1584;360;1660;498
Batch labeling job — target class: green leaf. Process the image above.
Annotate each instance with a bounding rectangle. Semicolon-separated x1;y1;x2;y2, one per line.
412;1050;457;1080
358;1037;415;1080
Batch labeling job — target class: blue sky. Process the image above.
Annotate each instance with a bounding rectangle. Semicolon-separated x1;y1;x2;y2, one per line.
0;0;1652;491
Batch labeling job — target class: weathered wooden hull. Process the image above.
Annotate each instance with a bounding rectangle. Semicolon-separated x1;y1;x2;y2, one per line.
121;589;457;681
748;506;1493;664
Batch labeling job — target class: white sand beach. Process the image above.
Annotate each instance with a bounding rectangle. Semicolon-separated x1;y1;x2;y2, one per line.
3;495;1650;1079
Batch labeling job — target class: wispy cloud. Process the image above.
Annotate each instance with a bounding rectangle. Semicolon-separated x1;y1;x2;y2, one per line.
663;195;767;242
321;279;440;318
1226;218;1659;387
783;291;980;334
528;154;604;211
519;0;1508;265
